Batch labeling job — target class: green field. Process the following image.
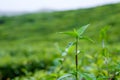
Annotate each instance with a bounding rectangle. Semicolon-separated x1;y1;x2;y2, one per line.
0;3;120;80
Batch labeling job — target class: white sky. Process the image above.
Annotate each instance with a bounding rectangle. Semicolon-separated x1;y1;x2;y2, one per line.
0;0;120;12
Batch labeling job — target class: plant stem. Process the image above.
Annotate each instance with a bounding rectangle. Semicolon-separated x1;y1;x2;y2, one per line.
75;37;78;80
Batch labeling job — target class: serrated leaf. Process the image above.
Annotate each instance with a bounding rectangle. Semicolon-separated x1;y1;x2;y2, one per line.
77;24;90;36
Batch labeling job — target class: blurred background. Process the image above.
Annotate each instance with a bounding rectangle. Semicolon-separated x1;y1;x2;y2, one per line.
0;0;120;80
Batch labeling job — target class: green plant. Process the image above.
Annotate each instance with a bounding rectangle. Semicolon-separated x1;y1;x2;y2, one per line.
99;26;120;80
100;26;110;79
58;24;93;80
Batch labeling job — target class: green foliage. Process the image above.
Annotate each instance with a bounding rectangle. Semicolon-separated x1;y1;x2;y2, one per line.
0;3;120;80
57;74;73;80
58;24;92;80
60;24;90;39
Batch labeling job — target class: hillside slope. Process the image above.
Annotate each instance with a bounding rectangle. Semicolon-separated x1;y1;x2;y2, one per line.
0;3;120;80
0;3;120;47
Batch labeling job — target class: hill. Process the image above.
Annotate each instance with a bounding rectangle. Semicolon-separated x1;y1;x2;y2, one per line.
0;3;120;80
0;3;120;45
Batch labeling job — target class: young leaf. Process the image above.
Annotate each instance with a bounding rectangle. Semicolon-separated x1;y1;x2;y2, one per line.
77;24;90;36
73;28;78;36
59;31;78;37
79;36;94;43
62;42;75;56
65;42;75;51
100;26;110;41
